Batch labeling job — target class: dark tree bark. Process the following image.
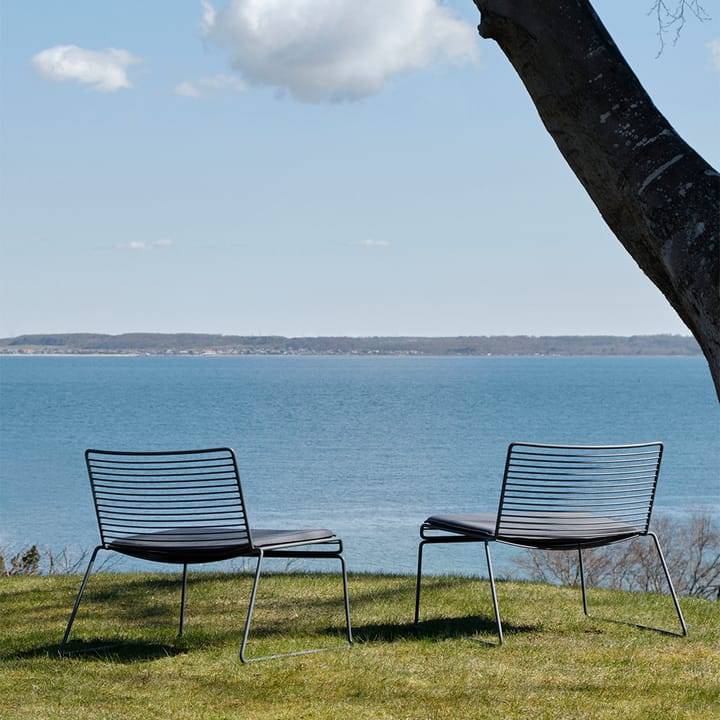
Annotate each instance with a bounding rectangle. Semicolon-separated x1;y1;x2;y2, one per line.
473;0;720;399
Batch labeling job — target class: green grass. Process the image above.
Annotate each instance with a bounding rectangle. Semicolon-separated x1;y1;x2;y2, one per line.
1;571;718;719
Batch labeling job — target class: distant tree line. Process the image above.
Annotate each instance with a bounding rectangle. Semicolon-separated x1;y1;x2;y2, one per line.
0;333;702;356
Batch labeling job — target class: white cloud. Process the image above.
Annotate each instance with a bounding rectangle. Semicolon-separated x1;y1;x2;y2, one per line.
115;239;174;251
175;82;202;98
200;0;217;37
357;238;389;247
201;0;478;103
708;38;720;71
32;45;140;92
174;74;246;97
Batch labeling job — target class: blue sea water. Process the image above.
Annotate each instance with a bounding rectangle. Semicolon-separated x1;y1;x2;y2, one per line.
0;355;718;576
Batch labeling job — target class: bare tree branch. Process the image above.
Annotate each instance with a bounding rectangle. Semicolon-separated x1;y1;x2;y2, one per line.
649;0;711;54
514;511;720;599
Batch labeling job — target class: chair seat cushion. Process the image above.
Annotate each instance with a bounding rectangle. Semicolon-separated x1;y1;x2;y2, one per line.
425;513;497;538
107;526;337;564
108;526;253;564
251;528;336;549
425;512;641;549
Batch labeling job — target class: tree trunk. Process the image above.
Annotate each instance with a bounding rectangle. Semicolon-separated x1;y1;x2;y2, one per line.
473;0;720;400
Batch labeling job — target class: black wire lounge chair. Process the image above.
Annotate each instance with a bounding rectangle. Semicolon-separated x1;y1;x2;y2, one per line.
414;442;687;643
60;448;353;661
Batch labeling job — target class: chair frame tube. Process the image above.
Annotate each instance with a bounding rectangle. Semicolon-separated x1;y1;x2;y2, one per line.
179;564;189;637
239;540;353;663
414;531;504;644
578;535;687;636
60;545;102;656
61;540;353;660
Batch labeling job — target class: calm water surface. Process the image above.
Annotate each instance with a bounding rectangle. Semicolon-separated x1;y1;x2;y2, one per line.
1;355;718;575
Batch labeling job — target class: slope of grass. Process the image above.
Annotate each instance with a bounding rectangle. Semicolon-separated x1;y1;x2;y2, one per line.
1;571;718;719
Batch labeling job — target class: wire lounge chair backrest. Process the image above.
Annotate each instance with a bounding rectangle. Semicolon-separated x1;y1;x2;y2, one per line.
86;447;251;552
495;442;663;548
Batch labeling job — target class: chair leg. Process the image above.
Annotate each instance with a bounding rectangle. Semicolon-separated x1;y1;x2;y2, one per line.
339;553;353;645
59;545;102;656
483;542;503;645
414;540;427;625
239;550;265;663
578;549;589;616
648;532;688;636
179;563;189;637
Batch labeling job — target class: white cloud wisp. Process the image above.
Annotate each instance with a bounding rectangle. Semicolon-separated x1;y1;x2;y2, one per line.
115;239;174;251
357;238;390;247
201;0;478;102
175;74;246;97
708;38;720;71
32;45;140;92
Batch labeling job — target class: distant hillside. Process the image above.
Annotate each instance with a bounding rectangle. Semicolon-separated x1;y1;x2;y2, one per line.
0;333;702;356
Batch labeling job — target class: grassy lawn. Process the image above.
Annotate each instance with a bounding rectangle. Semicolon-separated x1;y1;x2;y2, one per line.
1;571;718;719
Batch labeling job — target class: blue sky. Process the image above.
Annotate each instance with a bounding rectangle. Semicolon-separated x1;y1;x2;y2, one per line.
1;1;718;338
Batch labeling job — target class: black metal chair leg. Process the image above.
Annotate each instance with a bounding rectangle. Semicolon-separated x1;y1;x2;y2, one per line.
179;563;189;637
339;554;353;644
648;532;688;636
239;550;265;663
59;545;102;656
578;548;589;616
483;541;503;645
414;540;427;625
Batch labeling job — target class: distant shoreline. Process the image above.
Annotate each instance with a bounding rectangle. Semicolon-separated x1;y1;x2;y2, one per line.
0;333;702;357
0;354;705;361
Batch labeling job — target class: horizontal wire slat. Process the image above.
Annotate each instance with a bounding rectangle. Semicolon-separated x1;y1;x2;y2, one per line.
507;470;654;483
503;484;654;495
97;512;243;519
94;487;239;497
501;517;647;525
509;457;658;465
90;470;236;481
510;448;660;459
89;455;236;464
504;479;655;488
102;523;249;533
96;501;243;510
